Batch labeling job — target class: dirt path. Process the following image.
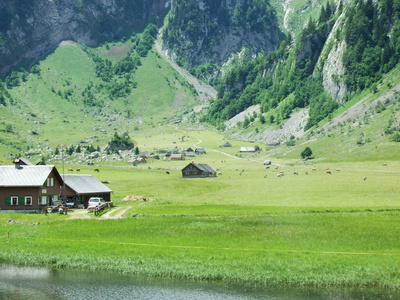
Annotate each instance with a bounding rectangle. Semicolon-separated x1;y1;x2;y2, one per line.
67;206;133;220
100;206;132;219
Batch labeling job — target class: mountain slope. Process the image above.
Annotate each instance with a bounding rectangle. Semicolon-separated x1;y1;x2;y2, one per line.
0;0;170;75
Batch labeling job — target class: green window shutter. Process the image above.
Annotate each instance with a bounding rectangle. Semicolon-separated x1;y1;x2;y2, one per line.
5;197;11;206
19;197;25;205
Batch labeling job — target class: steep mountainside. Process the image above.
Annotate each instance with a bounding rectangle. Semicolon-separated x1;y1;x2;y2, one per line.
203;0;400;137
1;0;400;162
0;0;170;75
162;0;285;68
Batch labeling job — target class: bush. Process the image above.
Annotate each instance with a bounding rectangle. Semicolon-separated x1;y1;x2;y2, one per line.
301;147;313;159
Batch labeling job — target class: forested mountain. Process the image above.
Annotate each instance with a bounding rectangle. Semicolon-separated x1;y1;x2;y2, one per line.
0;0;400;154
162;0;284;80
203;0;400;130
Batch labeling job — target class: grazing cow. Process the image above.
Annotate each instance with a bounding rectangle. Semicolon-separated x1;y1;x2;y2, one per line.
383;163;387;166
76;168;80;172
218;172;222;176
364;176;367;181
266;166;270;169
326;171;332;174
312;168;317;171
293;171;299;175
336;169;340;172
166;171;170;175
94;168;100;172
264;174;267;178
277;173;283;178
68;168;73;172
305;172;308;175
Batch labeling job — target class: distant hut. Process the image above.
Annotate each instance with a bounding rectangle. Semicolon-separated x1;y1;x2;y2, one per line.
266;141;280;146
240;146;260;152
170;154;185;160
195;147;206;154
221;142;232;147
182;162;216;178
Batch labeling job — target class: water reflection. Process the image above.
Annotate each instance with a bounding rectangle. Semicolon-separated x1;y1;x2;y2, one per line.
0;265;399;299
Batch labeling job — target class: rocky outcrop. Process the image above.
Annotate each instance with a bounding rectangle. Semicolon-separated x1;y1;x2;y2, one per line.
0;0;170;75
162;0;285;66
319;12;348;102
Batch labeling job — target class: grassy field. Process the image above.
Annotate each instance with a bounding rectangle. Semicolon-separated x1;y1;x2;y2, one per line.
1;127;400;290
0;22;400;291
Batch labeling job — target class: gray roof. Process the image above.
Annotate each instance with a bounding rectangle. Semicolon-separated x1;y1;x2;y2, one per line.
0;165;55;187
197;164;215;173
18;158;33;165
63;174;112;195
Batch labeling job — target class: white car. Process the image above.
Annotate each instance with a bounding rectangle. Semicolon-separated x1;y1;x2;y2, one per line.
87;197;106;209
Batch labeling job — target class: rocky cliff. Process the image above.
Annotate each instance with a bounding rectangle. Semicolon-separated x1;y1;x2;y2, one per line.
0;0;170;75
162;0;285;67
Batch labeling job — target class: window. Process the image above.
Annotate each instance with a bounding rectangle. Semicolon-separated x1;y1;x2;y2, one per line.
41;196;47;205
46;178;55;187
25;196;32;206
11;196;18;206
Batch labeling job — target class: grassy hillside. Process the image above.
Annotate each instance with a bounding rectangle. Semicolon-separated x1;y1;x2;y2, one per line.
0;36;200;163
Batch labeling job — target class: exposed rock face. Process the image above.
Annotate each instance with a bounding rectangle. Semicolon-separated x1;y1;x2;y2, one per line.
162;0;285;66
322;40;347;102
0;0;170;75
319;12;348;102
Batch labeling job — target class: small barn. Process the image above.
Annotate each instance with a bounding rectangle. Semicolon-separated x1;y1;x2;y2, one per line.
195;147;206;154
182;162;217;178
266;141;280;146
170;154;185;160
240;146;260;152
61;174;113;207
184;151;196;157
0;159;64;212
221;142;232;147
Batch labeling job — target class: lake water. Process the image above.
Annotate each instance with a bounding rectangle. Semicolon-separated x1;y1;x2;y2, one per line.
0;265;399;299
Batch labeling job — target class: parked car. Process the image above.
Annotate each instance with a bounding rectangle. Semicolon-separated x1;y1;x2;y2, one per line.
87;197;106;209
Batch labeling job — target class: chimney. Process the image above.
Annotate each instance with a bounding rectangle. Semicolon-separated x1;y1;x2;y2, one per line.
13;158;21;170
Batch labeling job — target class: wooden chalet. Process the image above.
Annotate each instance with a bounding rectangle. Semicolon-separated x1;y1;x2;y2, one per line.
182;162;217;178
61;174;113;207
0;159;63;212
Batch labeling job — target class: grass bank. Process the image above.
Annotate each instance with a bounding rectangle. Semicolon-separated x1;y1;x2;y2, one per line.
0;208;399;290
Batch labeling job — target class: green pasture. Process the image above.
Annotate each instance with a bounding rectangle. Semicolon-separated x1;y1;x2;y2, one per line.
1;126;400;289
1;209;399;289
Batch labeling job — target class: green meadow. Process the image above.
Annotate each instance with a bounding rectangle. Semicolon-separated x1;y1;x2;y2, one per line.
0;29;400;291
1;128;400;290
